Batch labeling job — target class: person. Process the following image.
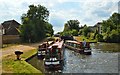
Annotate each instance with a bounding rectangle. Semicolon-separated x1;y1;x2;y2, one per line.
83;39;86;48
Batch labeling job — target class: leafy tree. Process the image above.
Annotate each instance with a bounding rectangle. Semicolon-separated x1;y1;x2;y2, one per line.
45;22;54;37
96;34;103;42
71;29;78;36
62;20;80;36
101;12;120;43
66;20;80;31
109;30;120;42
61;30;72;36
20;4;53;42
93;29;98;39
82;25;90;37
78;30;82;35
63;23;70;31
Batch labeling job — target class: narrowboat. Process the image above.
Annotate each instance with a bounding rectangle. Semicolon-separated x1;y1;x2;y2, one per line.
83;42;91;55
65;40;91;55
44;40;64;70
37;41;53;59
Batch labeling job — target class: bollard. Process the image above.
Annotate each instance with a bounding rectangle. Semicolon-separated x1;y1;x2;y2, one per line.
15;51;23;60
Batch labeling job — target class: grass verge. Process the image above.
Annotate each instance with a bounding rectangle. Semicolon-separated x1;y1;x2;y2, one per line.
74;36;97;42
2;49;43;74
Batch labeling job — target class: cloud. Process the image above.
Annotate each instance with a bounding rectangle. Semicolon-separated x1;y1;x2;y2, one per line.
0;0;119;33
119;1;120;13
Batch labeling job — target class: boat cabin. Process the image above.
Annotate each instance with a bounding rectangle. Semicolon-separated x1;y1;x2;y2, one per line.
37;41;53;59
65;40;91;55
44;40;64;70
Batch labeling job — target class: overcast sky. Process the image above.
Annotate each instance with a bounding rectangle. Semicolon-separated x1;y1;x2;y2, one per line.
0;0;119;33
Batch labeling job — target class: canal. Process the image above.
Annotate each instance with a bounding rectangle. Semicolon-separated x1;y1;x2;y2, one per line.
27;43;120;73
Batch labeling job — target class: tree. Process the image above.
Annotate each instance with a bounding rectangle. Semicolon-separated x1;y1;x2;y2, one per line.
45;22;54;37
101;13;120;43
66;20;80;31
96;34;103;42
62;20;80;36
82;25;90;37
71;29;78;36
20;4;52;42
63;23;70;31
93;29;98;39
109;30;120;43
61;30;72;36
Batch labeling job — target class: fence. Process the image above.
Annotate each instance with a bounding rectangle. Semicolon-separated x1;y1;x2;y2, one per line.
3;35;21;44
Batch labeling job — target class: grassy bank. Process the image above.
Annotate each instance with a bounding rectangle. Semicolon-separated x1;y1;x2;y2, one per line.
74;36;97;42
2;49;43;74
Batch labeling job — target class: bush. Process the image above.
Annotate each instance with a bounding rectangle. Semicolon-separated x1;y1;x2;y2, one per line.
96;34;104;42
103;34;110;42
103;30;120;43
109;30;120;43
71;29;78;36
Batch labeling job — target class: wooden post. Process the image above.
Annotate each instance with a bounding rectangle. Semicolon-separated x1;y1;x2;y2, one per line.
0;27;2;48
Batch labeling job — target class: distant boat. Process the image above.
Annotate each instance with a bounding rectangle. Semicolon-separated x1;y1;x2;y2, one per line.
44;40;64;71
65;40;91;55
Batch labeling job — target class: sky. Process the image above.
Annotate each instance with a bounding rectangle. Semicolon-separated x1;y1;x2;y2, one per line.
0;0;119;34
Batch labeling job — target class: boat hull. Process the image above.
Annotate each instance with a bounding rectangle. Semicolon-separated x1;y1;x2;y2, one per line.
65;44;91;55
37;54;45;59
37;50;46;59
83;48;92;55
44;59;64;71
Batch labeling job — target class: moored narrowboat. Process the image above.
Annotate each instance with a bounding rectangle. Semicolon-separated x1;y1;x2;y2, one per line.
65;40;84;53
37;41;53;59
65;40;91;55
44;40;64;71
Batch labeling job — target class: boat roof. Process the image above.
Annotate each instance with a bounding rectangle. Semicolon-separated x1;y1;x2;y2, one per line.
39;41;53;45
66;40;80;44
48;40;64;49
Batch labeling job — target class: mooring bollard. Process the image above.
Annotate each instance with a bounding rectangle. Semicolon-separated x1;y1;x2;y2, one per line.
15;50;23;60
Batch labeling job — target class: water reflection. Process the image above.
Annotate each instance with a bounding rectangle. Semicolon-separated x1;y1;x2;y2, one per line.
63;48;118;73
91;43;120;52
27;43;119;73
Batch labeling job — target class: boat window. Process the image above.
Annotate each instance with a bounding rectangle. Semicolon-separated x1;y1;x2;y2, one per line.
46;49;50;54
71;43;73;46
74;44;77;47
76;44;80;48
45;54;50;59
56;49;59;53
52;48;58;54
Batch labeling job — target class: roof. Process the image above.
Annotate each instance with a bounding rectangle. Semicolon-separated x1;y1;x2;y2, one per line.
1;20;20;28
94;22;102;27
66;40;80;44
48;40;64;49
2;20;20;25
1;20;21;35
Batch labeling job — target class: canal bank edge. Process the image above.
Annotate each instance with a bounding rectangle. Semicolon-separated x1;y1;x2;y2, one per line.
2;49;44;74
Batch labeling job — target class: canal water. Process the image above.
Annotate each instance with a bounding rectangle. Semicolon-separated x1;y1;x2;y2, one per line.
27;43;120;73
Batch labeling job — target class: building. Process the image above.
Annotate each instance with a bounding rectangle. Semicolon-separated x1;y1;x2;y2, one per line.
1;20;20;35
94;22;102;34
88;26;96;32
0;24;3;48
1;20;21;44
